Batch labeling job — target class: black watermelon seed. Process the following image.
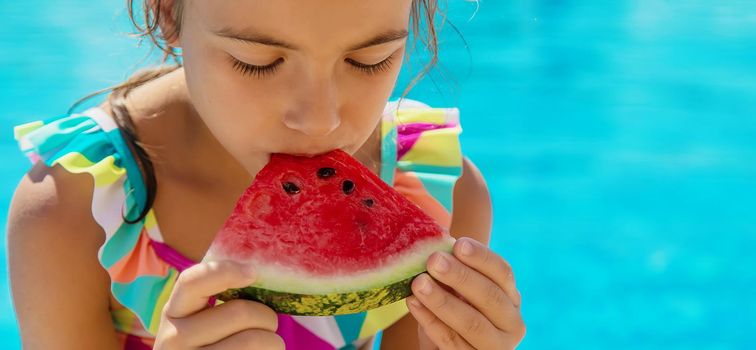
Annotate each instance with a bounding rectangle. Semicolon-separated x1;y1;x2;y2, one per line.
317;167;336;179
282;182;301;194
342;180;355;194
362;199;375;207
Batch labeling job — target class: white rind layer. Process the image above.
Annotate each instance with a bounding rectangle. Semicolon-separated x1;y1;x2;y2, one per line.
205;236;455;295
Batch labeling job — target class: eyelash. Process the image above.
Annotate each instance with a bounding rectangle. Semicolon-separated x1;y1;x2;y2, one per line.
228;54;395;78
229;56;284;78
346;56;395;76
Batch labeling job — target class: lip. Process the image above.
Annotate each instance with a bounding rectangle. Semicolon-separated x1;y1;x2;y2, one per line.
286;153;323;157
282;149;342;157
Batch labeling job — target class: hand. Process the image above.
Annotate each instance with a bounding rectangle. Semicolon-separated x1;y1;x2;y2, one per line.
153;260;284;350
405;237;526;350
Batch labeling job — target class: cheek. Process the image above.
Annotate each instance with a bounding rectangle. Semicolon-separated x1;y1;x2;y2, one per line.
342;57;405;127
180;32;283;119
183;46;283;129
343;52;405;101
182;48;287;157
184;49;257;111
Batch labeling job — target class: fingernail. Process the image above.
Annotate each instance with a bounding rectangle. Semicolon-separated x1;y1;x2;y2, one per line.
460;240;474;256
417;276;433;295
434;255;450;274
516;289;522;306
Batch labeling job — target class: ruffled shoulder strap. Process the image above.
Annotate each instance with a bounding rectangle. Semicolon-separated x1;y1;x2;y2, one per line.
13;108;179;336
380;99;464;228
14;108;150;217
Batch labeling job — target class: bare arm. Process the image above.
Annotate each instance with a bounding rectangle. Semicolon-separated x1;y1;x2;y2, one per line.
381;157;494;349
7;162;121;349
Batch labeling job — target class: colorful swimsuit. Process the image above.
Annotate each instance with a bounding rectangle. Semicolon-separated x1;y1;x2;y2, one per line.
13;99;464;349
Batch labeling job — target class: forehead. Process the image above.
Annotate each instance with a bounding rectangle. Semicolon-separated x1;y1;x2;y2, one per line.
188;0;414;52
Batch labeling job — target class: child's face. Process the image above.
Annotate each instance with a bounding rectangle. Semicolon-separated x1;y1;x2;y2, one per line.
177;0;413;171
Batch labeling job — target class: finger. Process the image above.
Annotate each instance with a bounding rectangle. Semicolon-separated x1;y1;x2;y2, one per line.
416;323;436;350
454;237;521;307
406;295;473;350
427;251;524;332
411;274;503;350
198;329;285;350
174;299;279;346
165;260;257;319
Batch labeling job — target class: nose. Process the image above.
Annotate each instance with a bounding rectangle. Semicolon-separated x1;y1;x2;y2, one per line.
284;76;341;137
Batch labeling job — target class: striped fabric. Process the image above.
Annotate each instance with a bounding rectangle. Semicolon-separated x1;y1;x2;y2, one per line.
13;99;463;349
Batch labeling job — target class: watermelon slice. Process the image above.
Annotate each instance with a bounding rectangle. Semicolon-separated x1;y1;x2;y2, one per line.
203;149;454;315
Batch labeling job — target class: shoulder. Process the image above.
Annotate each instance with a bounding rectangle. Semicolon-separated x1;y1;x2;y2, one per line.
8;161;102;241
450;157;493;245
7;162;119;348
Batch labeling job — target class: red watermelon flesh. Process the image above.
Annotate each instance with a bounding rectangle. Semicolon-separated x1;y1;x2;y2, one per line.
203;149;454;315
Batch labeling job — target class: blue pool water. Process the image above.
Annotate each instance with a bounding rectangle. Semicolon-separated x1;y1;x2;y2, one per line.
2;0;756;349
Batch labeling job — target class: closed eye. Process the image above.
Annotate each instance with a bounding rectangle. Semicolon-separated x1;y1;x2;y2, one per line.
345;56;395;76
228;54;396;79
228;55;284;78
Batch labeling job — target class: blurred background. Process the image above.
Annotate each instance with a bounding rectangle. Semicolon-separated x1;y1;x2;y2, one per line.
2;0;756;349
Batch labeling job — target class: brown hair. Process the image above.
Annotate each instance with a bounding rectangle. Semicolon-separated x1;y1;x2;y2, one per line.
71;0;449;224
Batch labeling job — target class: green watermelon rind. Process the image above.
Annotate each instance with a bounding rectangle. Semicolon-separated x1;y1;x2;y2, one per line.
206;236;455;295
216;272;417;316
205;149;459;316
211;238;455;316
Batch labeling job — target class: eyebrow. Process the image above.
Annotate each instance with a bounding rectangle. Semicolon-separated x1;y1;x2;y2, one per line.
213;27;409;51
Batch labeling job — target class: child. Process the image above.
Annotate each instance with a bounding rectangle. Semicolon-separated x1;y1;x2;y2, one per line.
7;0;525;349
